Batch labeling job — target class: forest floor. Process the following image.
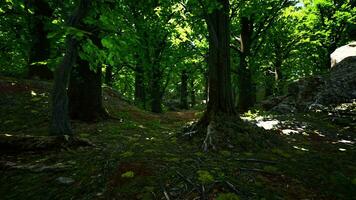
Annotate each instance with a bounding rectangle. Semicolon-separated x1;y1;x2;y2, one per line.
0;76;355;200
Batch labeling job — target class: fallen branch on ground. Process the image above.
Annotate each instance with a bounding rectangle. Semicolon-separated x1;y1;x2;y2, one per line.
239;167;280;175
0;134;94;152
235;158;278;164
0;161;69;173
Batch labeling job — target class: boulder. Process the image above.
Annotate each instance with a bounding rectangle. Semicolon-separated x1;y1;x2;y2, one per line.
266;42;356;113
331;42;356;68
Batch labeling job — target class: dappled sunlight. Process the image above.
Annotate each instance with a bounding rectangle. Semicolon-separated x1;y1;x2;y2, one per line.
30;90;37;96
256;120;279;130
293;146;309;152
333;140;354;145
281;129;299;135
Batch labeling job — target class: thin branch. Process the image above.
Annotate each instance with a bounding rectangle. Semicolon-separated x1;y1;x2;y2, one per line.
235;158;278;164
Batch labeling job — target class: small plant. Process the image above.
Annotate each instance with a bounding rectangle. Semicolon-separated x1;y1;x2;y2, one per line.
197;170;214;184
121;171;135;178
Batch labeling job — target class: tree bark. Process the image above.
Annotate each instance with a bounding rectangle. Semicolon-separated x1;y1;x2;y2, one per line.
134;64;146;108
180;69;189;109
50;0;91;136
68;57;106;122
105;65;113;86
190;78;196;107
238;17;255;112
274;55;284;95
204;0;235;119
150;67;163;113
26;0;53;79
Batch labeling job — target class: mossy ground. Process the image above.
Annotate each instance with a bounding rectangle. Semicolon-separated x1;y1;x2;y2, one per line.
0;77;355;200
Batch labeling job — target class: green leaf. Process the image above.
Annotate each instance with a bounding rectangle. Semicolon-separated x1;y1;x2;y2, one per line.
121;171;135;178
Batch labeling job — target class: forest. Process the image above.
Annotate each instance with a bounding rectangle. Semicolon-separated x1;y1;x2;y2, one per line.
0;0;355;199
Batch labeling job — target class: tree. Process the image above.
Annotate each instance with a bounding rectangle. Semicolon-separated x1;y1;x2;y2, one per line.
25;0;54;79
50;0;91;136
230;0;293;111
204;0;235;117
68;25;108;122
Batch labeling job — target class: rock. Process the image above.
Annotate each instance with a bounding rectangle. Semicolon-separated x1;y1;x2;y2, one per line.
259;95;288;110
331;41;356;68
56;177;75;185
316;56;356;105
271;103;296;114
267;42;356;113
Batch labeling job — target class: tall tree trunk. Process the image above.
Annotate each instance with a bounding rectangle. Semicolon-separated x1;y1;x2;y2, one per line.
105;65;113;86
26;0;53;79
68;57;106;122
274;56;284;95
134;65;146;108
150;67;163;113
204;70;209;103
50;0;91;136
68;30;107;122
238;17;255;112
190;79;196;108
204;0;235;119
180;69;189;109
264;70;275;98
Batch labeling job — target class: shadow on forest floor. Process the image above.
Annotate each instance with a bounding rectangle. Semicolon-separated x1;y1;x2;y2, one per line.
0;76;355;200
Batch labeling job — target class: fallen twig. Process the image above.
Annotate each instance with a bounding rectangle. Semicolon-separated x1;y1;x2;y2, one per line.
225;181;240;194
235;158;278;164
239;167;280;175
0;161;69;173
0;134;94;152
200;185;207;200
176;171;195;186
163;189;171;200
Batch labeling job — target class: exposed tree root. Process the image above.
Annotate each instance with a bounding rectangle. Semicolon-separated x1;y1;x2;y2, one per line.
202;122;216;152
181;112;285;152
0;134;94;153
0;161;69;173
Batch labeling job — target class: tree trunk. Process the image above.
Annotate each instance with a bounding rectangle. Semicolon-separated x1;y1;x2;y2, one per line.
134;65;146;108
264;70;275;98
204;70;209;103
274;56;284;95
105;65;113;86
68;57;106;122
26;0;53;79
180;69;189;109
50;0;91;136
205;0;235;118
150;67;163;113
190;79;196;107
238;17;255;112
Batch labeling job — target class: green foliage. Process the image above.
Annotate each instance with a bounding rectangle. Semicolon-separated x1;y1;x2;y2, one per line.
197;170;214;184
0;0;355;109
121;171;135;178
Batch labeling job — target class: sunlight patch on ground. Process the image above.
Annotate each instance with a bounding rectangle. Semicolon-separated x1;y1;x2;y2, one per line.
293;146;309;151
256;120;280;130
333;140;355;144
281;129;299;135
31;90;37;96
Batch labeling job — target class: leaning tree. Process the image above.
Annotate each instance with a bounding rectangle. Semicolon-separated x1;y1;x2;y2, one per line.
50;0;91;136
